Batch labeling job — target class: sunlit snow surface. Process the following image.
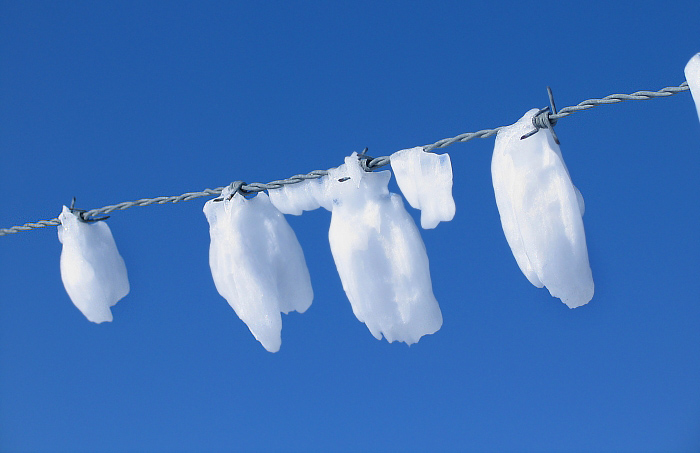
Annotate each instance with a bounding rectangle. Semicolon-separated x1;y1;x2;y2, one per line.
685;53;700;122
323;153;443;344
203;188;313;352
390;147;456;229
57;206;130;323
491;110;594;308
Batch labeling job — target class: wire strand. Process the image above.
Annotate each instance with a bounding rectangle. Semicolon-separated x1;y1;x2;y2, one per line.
0;81;690;237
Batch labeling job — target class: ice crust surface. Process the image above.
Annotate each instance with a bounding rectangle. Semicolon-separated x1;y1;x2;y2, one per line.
325;153;443;344
685;53;700;122
390;147;456;229
203;189;313;352
491;109;594;308
57;206;130;323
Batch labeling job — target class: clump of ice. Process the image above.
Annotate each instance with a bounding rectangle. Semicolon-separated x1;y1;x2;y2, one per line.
685;53;700;122
267;176;329;215
390;146;456;229
57;206;130;323
203;188;313;352
491;109;594;308
325;153;443;344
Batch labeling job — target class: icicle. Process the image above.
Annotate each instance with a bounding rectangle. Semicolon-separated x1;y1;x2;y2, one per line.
390;147;456;229
491;109;594;308
57;206;130;323
324;153;443;345
685;53;700;123
203;188;313;352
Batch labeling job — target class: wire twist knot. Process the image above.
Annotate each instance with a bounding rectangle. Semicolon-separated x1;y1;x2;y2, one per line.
521;86;560;145
69;197;109;223
213;180;248;202
357;147;375;172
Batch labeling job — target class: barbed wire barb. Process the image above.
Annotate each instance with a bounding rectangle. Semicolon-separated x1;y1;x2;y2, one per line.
0;81;690;237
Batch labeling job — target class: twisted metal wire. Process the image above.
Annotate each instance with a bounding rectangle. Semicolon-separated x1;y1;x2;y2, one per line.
0;81;690;237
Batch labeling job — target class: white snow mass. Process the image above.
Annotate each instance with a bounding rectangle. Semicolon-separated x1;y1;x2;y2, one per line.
390;146;456;229
267;176;330;215
203;188;313;352
57;206;130;323
325;153;443;344
491;109;594;308
685;53;700;123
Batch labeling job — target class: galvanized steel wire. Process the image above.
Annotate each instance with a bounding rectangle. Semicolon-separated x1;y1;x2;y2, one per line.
0;81;690;237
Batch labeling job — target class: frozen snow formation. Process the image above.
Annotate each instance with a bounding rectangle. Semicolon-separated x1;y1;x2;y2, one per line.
57;206;130;323
491;109;594;308
203;187;313;352
267;175;330;215
390;146;456;229
685;53;700;122
324;153;443;344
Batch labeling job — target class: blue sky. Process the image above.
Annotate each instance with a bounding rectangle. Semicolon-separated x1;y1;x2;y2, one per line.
1;2;699;452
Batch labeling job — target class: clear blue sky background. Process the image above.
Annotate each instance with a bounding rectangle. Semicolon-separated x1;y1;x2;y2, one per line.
1;2;699;452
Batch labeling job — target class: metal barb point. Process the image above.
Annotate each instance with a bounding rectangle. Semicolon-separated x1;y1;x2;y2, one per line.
547;86;557;117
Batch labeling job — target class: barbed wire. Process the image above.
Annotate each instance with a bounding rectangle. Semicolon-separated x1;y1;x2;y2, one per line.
0;81;690;237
